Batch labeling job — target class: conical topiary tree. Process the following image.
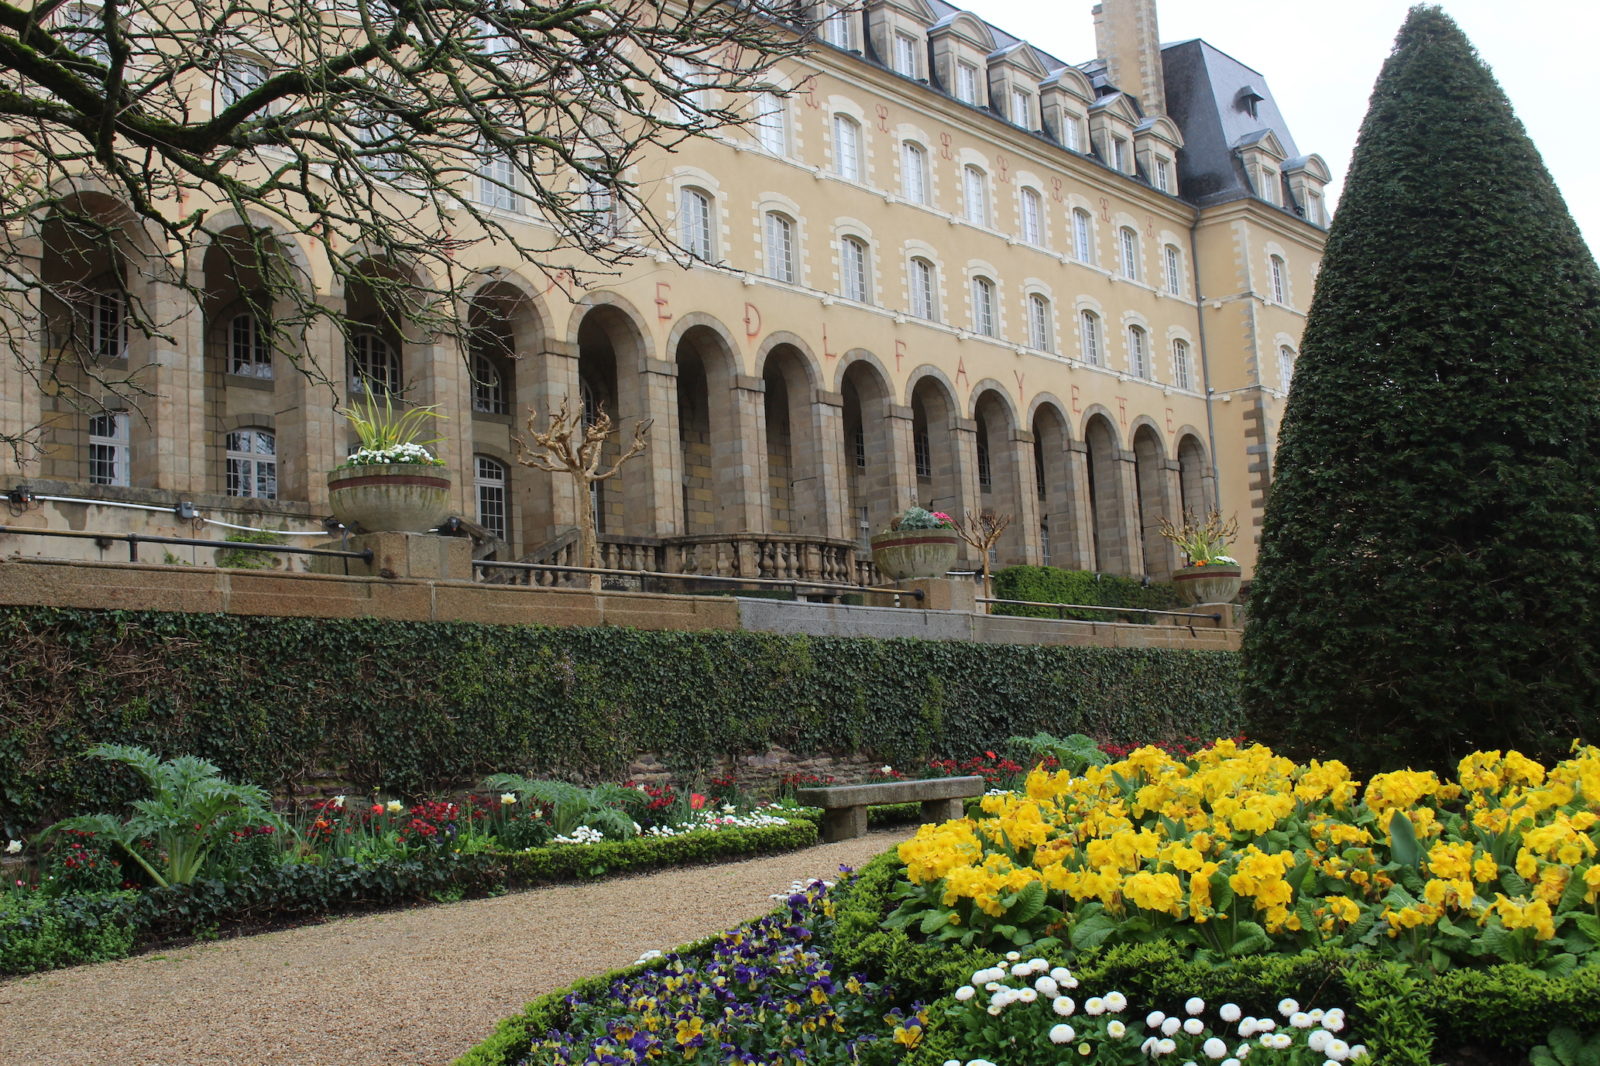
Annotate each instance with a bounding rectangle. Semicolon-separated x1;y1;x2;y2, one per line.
1240;6;1600;773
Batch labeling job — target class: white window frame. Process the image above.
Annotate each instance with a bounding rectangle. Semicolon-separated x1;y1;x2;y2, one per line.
753;92;787;155
962;165;987;226
1009;88;1032;127
971;276;996;337
225;428;277;500
1072;209;1093;264
892;32;920;77
217;54;268;110
229;311;273;378
1279;345;1296;388
475;455;509;541
818;2;856;49
1027;294;1052;352
478;151;522;212
839;236;869;302
833;115;861;181
1270;255;1287;304
954;62;979;104
765;212;796;283
88;411;129;487
472;352;508;414
909;257;937;321
679;186;713;259
1061;115;1080;152
91;289;126;360
1172;339;1192;390
1163;245;1183;297
349;329;401;398
1118;226;1140;281
1155;158;1171;193
1080;310;1101;365
1128;325;1150;379
1019;187;1043;247
901;141;928;204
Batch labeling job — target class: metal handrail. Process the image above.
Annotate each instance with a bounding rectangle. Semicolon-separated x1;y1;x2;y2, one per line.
0;525;372;564
472;558;923;600
977;596;1223;623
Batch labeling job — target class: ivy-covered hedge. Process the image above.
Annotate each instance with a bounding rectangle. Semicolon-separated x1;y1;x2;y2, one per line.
990;565;1183;621
1;819;818;976
0;606;1242;834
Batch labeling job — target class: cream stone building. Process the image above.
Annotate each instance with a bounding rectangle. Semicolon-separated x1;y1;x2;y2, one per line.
0;0;1328;586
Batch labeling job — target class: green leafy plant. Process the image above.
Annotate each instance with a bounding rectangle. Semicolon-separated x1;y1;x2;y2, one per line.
1004;732;1109;776
337;391;447;467
1532;1028;1600;1066
482;775;646;839
40;744;284;888
988;566;1181;623
216;529;287;570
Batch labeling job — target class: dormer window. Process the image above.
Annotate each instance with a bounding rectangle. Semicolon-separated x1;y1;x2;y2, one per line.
818;1;857;49
1154;158;1171;193
1009;89;1032;128
955;62;980;104
892;32;920;77
1237;85;1264;120
1112;138;1129;172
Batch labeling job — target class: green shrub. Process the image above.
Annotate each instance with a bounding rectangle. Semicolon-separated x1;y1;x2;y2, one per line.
215;530;287;570
990;565;1181;622
0;606;1242;833
0;889;137;973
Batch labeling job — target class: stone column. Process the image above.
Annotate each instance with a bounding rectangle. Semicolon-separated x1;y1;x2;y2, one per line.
1003;428;1042;565
1058;439;1096;571
275;297;344;510
0;241;43;480
721;374;768;533
516;341;581;551
637;358;682;535
882;404;920;522
414;326;473;521
127;273;205;490
946;417;982;570
809;388;850;540
1110;448;1144;576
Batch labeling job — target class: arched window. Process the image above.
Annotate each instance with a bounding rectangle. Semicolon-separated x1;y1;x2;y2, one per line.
471;352;507;414
764;212;796;283
475;455;508;541
1027;294;1052;352
909;257;937;321
229;312;272;378
901;141;929;204
839;236;870;302
1172;339;1192;390
348;329;401;397
971;276;996;337
1118;226;1140;281
753;93;787;155
833;115;861;181
1019;187;1043;246
1270;254;1288;304
679;186;713;259
962;166;988;225
1163;245;1183;296
1279;344;1296;389
1079;310;1102;366
1128;325;1150;379
88;411;129;486
225;428;276;499
1072;209;1094;263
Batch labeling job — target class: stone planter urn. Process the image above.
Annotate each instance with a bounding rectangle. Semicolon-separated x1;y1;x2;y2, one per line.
870;528;961;581
327;463;451;533
1172;563;1242;605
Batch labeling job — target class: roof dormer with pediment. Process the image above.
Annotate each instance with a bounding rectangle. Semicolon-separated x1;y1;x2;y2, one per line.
1233;128;1288;206
1283;152;1332;227
986;41;1050;131
1088;90;1141;175
928;11;995;108
1039;66;1094;153
1133;114;1183;193
867;0;938;82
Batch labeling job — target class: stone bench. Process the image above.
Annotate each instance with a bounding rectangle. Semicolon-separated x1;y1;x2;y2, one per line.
795;775;986;842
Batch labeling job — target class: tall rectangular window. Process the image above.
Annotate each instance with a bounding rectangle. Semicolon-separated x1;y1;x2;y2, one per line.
1027;295;1052;352
1020;188;1043;247
753;93;786;155
818;2;855;48
1072;209;1093;263
833;115;860;181
839;237;869;302
1080;310;1101;365
1009;89;1031;127
475;456;508;541
765;213;795;283
479;152;521;212
971;277;996;337
1155;158;1171;193
962;166;987;225
892;32;918;77
1061;116;1080;151
1270;255;1288;304
954;62;979;104
909;258;936;321
1129;326;1150;379
88;411;129;486
679;187;712;259
901;141;928;204
1172;339;1192;390
1119;226;1140;281
1164;245;1183;296
229;312;273;378
225;428;277;499
1112;138;1129;171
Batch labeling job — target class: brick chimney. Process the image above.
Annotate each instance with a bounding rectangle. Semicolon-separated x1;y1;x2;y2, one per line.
1092;0;1166;117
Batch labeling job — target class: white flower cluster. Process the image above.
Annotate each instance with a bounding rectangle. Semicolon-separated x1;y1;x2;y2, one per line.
344;443;442;466
943;955;1368;1066
4;840;21;855
550;825;607;845
633;949;664;965
769;877;834;901
643;811;790;838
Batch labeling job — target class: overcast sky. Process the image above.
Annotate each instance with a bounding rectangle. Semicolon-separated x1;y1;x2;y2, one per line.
965;0;1600;256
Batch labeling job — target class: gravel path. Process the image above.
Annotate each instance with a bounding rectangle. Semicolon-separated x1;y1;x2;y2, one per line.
0;829;908;1066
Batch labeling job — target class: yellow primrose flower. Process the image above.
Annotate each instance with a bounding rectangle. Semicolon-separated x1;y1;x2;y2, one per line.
1124;870;1185;917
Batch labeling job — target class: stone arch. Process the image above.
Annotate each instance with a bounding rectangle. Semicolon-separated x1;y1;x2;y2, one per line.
1082;408;1132;574
839;351;900;544
1030;397;1084;570
575;300;660;537
908;370;964;539
674;313;749;536
972;384;1028;564
760;340;826;536
1176;431;1213;520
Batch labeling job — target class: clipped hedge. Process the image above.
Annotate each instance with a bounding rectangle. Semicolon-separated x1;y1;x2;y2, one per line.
990;565;1183;621
0;606;1242;833
836;851;1599;1066
1;819;818;976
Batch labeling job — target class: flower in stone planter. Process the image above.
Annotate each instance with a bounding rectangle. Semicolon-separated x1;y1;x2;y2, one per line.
1157;510;1238;566
887;506;957;532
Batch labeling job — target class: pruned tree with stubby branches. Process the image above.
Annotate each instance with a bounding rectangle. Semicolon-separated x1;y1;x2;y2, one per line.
0;0;832;459
514;395;649;589
951;509;1013;609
